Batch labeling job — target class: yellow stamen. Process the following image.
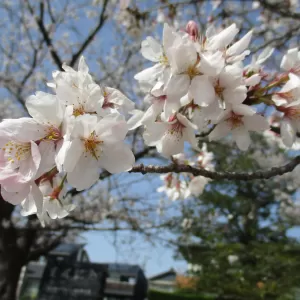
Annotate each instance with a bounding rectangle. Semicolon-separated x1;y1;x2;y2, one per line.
73;105;85;117
82;131;103;160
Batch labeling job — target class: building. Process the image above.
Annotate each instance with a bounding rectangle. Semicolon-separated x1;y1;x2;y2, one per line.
148;269;177;293
18;244;147;300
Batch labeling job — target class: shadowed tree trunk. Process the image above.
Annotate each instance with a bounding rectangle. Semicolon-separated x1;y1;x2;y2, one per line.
0;198;36;300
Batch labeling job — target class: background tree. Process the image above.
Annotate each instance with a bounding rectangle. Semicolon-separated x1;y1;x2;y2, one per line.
175;135;300;299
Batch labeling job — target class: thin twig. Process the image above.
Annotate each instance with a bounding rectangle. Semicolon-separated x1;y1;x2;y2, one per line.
69;0;109;67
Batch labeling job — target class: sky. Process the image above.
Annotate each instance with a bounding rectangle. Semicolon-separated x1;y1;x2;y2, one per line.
84;231;187;277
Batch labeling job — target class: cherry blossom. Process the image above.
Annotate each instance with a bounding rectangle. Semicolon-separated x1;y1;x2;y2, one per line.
273;73;300;146
209;105;269;151
143;113;198;157
59;114;134;190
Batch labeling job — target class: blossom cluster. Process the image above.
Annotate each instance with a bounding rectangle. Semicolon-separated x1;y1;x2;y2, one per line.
0;57;135;225
132;21;300;154
1;20;300;224
157;143;213;201
131;22;271;153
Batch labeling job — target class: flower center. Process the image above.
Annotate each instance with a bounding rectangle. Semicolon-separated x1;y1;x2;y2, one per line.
215;84;225;99
284;106;300;120
164;173;173;188
102;90;115;109
1;141;31;165
276;91;295;102
159;54;169;66
226;112;243;129
83;131;103;160
186;65;200;79
44;125;62;142
290;65;300;76
168;120;186;136
73;105;85;117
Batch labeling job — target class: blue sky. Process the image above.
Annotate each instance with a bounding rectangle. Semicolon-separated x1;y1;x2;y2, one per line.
84;231;186;277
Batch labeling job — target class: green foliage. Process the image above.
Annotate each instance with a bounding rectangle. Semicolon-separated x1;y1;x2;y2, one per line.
179;243;300;299
176;135;300;299
148;289;215;300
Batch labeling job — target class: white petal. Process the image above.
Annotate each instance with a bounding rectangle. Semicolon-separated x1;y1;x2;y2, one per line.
151;81;164;96
189;176;208;196
177;113;197;130
95;114;128;142
55;140;70;172
232;104;256;116
134;64;163;82
105;87;134;113
227;30;252;56
166;74;190;99
78;56;89;74
245;74;261;86
163;100;181;119
219;65;243;87
141;37;162;62
0;118;47;142
26;92;63;127
30;182;43;214
281;73;300;93
281;48;299;71
19;141;41;182
127;110;145;130
208;24;239;50
223;86;247;105
1;184;30;205
21;194;37;216
63;139;84;172
0;170;25;192
209;122;231;140
190;76;215;106
143;103;164;125
99;142;135;173
169;43;197;74
67;154;99;190
199;51;224;76
243;114;269;132
232;127;251;151
143;123;167;146
183;126;198;148
257;47;274;65
272;94;288;106
35;141;56;178
71;114;98;139
281;118;296;147
163;23;179;51
158;131;185;157
227;50;250;63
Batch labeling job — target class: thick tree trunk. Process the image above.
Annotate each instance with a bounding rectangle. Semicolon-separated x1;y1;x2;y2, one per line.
0;199;35;300
0;229;24;300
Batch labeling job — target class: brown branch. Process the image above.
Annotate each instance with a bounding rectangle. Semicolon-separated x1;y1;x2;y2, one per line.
69;0;109;67
27;229;67;262
130;155;300;180
25;0;63;70
259;0;300;20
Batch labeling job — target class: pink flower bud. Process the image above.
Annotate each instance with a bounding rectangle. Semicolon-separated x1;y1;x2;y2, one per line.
186;21;199;41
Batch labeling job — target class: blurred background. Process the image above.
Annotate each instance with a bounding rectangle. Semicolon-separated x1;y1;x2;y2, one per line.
1;0;300;299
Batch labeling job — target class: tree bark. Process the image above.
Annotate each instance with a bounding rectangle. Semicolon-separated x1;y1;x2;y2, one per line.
0;198;35;300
